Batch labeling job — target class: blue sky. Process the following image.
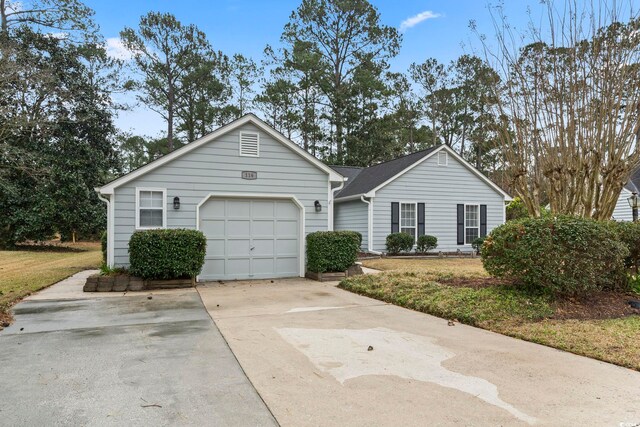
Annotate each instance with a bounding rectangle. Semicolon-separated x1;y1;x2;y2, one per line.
85;0;541;137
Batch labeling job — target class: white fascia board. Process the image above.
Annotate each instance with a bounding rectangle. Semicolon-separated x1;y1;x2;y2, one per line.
98;114;342;195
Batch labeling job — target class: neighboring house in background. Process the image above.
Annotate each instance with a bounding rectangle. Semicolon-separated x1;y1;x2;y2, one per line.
97;114;343;281
331;146;512;253
611;169;640;221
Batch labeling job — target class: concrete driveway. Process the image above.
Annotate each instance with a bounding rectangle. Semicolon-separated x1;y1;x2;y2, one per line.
198;278;640;427
0;271;276;427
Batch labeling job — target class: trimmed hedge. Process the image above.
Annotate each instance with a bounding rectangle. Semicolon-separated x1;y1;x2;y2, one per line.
608;221;640;272
307;231;361;273
481;216;628;295
386;232;414;255
128;229;207;279
416;235;437;253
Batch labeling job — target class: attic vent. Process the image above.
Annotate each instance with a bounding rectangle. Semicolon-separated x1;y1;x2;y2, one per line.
438;151;448;166
239;131;259;157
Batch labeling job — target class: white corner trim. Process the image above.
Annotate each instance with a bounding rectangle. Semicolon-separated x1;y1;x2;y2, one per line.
135;187;167;230
360;195;374;252
195;193;306;279
98;114;342;195
97;192;115;267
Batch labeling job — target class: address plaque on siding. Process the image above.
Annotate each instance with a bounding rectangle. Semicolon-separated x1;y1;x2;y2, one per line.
241;171;258;180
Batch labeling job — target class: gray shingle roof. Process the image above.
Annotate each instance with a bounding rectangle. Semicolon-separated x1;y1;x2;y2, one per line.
625;168;640;192
329;147;439;198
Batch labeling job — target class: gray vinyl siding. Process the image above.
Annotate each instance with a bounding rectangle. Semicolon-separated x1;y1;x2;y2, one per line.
334;199;368;251
112;122;329;266
371;152;505;253
612;190;634;221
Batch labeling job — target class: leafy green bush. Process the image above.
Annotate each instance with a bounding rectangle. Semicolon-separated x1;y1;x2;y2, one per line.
416;235;437;253
481;216;629;295
607;221;640;272
472;236;485;254
386;232;415;255
128;229;207;279
307;231;361;273
100;230;107;263
628;274;640;295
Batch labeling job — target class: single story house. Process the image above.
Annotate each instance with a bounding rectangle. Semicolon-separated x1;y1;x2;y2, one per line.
97;114;511;281
331;146;512;253
97;114;343;281
612;169;640;221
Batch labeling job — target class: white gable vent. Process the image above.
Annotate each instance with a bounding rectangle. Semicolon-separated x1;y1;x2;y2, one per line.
438;151;448;166
239;131;259;157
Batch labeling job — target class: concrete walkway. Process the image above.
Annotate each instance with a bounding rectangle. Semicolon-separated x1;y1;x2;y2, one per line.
197;278;640;427
0;271;277;427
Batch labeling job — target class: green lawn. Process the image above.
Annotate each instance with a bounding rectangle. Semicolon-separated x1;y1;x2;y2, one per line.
340;258;640;371
0;242;102;326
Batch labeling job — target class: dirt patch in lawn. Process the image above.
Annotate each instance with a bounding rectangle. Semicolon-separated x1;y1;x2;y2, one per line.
552;292;640;320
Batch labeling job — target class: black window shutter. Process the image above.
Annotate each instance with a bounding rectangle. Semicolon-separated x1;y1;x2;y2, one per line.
457;204;464;245
418;203;425;236
480;205;487;237
391;202;399;233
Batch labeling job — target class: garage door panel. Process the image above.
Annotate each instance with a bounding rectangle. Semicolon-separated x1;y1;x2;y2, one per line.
252;201;275;218
276;239;298;256
276;220;298;236
227;200;251;217
252;238;275;256
227;220;250;237
205;239;225;257
200;219;225;236
199;197;300;281
201;258;225;276
252;219;275;236
276;257;298;275
227;258;251;275
252;258;275;276
227;239;251;256
276;202;298;219
199;199;225;217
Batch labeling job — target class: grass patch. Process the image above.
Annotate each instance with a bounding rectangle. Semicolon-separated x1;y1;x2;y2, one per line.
0;241;101;324
341;259;640;371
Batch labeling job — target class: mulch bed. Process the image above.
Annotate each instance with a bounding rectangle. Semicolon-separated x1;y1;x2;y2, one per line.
0;310;12;330
551;292;640;320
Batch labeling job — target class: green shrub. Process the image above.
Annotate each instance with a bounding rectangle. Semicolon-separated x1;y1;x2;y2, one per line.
472;236;485;254
481;216;629;295
386;232;415;255
628;274;640;295
607;221;640;272
128;229;207;279
307;231;361;273
100;230;107;263
416;235;437;253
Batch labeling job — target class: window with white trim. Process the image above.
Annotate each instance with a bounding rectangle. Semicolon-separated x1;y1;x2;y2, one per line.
400;202;417;241
438;151;448;166
465;204;479;244
239;131;259;157
136;189;166;229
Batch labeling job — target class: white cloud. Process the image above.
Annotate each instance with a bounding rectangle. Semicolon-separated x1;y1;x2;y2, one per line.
105;37;133;61
399;10;441;32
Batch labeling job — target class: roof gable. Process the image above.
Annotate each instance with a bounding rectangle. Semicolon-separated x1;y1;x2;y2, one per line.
332;145;511;201
98;114;342;194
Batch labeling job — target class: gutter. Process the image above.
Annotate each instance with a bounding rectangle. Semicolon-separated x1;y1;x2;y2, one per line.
360;195;381;254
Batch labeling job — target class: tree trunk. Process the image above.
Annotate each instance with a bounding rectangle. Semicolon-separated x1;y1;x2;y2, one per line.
1;0;7;34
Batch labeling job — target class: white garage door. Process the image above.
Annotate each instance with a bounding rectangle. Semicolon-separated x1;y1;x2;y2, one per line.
198;198;300;281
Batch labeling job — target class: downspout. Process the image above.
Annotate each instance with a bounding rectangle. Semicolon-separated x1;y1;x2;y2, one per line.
96;192;111;267
328;178;346;231
360;195;381;254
